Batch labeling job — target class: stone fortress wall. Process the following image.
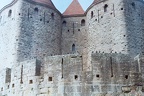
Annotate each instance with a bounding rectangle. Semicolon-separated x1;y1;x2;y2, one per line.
0;53;144;96
0;0;144;95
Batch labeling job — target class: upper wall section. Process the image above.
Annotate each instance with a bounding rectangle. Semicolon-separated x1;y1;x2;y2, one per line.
0;0;60;15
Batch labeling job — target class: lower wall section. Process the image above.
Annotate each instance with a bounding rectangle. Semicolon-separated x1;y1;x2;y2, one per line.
0;53;144;96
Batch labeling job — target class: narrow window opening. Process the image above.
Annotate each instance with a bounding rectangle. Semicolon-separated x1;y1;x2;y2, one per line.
91;11;94;18
78;29;80;31
72;44;76;52
74;75;78;80
62;21;66;26
29;80;33;84
20;65;23;84
7;85;9;89
110;57;113;77
62;58;63;78
125;75;128;79
12;84;14;88
48;77;52;81
96;74;100;78
34;7;39;12
68;30;69;32
51;13;54;20
131;2;135;9
81;19;85;26
8;10;12;17
104;4;108;12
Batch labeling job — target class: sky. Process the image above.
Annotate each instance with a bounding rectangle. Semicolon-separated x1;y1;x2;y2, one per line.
0;0;93;13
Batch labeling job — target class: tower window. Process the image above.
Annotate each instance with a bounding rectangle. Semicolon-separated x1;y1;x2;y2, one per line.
104;4;108;12
8;10;12;17
72;44;76;52
51;13;54;20
74;75;78;80
48;77;53;81
62;21;66;26
125;75;128;79
131;2;135;9
91;11;94;18
34;7;39;12
81;19;85;26
96;74;100;78
12;84;14;88
29;80;33;84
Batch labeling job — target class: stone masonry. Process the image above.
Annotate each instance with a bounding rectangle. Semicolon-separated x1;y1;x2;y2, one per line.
0;0;144;95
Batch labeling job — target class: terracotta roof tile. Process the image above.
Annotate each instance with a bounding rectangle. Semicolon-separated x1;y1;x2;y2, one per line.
32;0;56;9
63;0;84;16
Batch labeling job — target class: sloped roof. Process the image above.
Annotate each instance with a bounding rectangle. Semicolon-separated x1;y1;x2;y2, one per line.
63;0;84;16
33;0;56;9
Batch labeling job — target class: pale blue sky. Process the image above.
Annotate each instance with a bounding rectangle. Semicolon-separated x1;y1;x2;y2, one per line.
0;0;93;13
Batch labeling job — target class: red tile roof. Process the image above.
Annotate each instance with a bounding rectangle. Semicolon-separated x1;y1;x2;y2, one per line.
63;0;84;16
33;0;56;9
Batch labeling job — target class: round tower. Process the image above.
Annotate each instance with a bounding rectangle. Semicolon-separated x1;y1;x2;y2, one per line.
86;0;144;57
0;0;62;69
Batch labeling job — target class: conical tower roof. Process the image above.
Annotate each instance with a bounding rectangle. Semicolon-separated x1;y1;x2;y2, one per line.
33;0;56;9
63;0;84;16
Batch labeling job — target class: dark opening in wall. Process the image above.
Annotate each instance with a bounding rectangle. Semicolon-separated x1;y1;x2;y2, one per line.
104;4;108;12
91;11;94;18
68;30;69;32
29;80;33;84
74;75;78;80
12;84;14;88
8;85;9;89
72;44;76;52
62;58;64;78
48;77;53;81
51;13;54;20
34;7;39;12
81;19;85;26
78;29;80;31
96;74;100;78
62;21;66;26
125;75;129;79
131;2;135;9
121;8;124;10
8;10;12;17
1;87;3;91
